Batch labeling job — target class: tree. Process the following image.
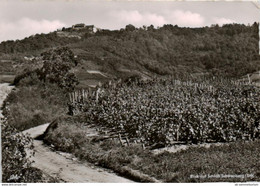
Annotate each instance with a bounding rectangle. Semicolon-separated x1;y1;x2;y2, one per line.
147;25;155;31
125;24;136;32
40;47;79;91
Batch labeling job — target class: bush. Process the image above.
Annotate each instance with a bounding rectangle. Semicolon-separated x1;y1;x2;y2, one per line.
1;122;43;182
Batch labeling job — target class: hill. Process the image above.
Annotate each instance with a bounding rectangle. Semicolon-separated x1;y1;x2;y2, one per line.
0;23;259;87
1;23;260;183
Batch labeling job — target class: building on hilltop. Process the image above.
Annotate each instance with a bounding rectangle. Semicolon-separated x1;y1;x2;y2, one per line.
72;24;95;33
72;23;86;29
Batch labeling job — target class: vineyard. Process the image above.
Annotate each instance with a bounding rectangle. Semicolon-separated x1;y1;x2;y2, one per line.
68;77;260;148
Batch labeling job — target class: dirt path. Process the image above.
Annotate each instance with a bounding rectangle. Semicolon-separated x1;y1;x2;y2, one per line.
23;123;134;183
0;83;132;183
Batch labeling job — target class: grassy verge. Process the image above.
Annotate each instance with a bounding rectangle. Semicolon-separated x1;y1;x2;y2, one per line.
1;81;67;182
0;74;15;84
43;116;260;183
1;80;68;182
2;81;68;131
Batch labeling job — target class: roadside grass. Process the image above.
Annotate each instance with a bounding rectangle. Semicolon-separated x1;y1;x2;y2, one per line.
0;74;15;84
2;81;68;131
43;116;260;182
1;77;68;182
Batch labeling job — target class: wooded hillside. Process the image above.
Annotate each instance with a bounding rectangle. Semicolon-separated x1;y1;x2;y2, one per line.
0;23;259;79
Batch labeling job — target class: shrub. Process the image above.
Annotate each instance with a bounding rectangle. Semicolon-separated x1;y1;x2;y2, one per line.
1;122;43;182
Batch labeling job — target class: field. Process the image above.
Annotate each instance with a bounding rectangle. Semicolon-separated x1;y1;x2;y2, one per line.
44;123;260;182
68;77;260;147
3;61;260;182
1;43;259;183
43;77;260;182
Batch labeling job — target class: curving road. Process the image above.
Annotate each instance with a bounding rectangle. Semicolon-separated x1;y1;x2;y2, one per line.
23;124;134;183
0;83;133;183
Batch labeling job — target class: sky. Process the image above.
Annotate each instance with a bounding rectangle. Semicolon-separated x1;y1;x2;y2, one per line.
0;0;259;42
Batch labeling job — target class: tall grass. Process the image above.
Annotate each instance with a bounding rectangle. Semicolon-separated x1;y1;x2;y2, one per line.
2;79;68;131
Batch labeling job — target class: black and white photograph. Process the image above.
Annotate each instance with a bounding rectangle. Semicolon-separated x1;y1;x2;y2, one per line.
0;0;260;184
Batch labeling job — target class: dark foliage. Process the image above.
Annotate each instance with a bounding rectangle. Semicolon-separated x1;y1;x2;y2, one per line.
13;47;79;91
1;123;43;182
